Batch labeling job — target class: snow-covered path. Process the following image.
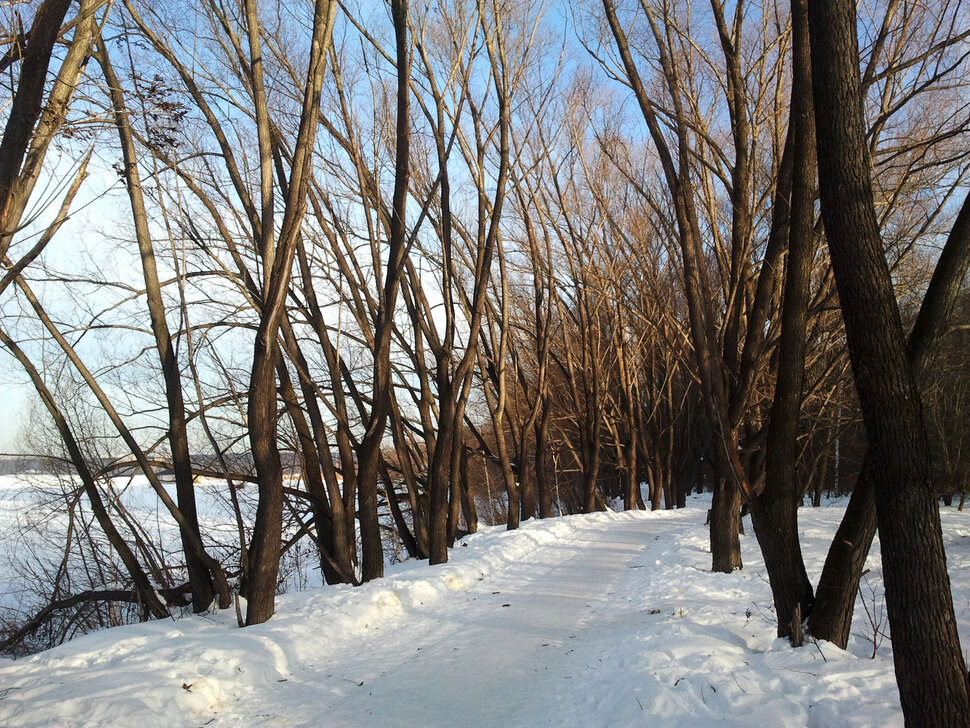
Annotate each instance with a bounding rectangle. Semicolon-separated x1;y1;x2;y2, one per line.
0;511;672;728
289;519;659;728
2;498;968;728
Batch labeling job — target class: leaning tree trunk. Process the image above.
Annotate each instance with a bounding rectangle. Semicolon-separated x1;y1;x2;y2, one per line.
0;329;169;620
0;0;73;260
354;0;413;580
97;43;218;612
244;0;335;625
808;0;970;722
748;0;816;643
809;191;970;648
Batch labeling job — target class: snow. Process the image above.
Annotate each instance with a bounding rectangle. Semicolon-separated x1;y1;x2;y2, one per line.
0;494;968;727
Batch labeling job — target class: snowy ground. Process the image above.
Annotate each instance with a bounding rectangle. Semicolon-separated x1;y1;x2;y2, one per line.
0;494;968;728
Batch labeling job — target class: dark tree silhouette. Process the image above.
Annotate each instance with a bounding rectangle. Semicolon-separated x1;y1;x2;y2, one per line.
808;0;970;722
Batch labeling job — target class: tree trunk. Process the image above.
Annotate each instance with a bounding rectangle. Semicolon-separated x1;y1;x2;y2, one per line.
353;0;412;581
244;0;335;624
518;437;537;522
808;466;876;646
810;187;970;648
0;0;73;260
535;399;553;518
458;448;479;534
710;478;742;572
97;42;219;612
245;326;285;625
748;0;815;643
808;0;970;721
427;390;456;564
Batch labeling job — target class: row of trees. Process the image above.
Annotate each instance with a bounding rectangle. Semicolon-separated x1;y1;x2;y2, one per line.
1;0;969;722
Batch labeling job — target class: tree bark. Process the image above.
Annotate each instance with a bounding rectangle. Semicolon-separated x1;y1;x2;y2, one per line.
808;0;970;721
710;477;742;572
